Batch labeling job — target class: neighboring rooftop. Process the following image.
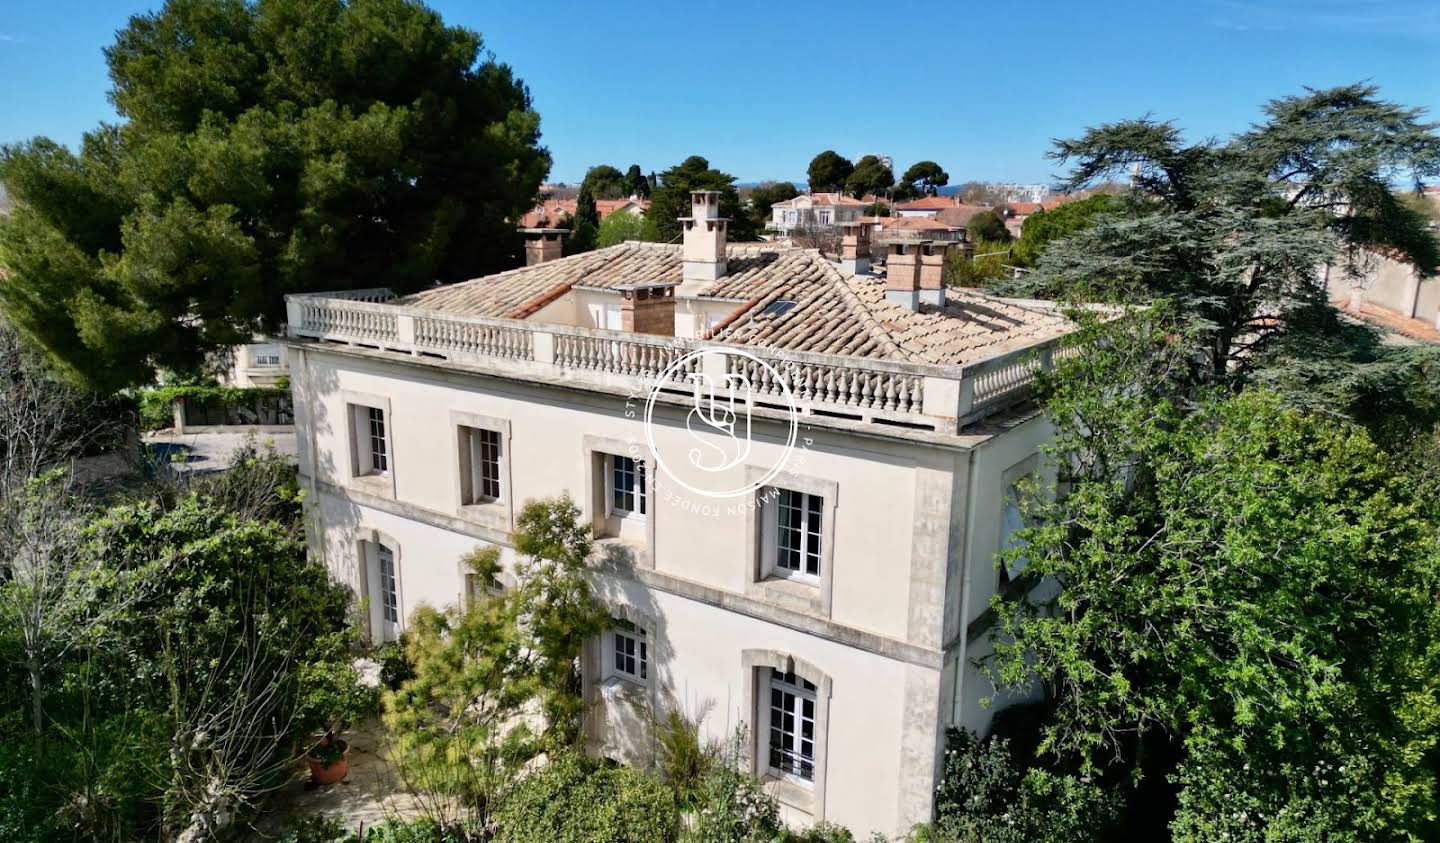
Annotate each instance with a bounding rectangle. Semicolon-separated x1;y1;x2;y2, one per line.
894;196;959;212
519;197;648;228
400;241;1070;366
772;192;870;208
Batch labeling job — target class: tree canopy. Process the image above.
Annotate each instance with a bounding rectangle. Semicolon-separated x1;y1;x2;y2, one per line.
747;180;799;229
899;160;950;197
622;164;650;199
1003;83;1440;431
641;155;754;243
1011;193;1121;265
579;164;626;200
806;150;853;193
966;208;1011;242
565;184;600;254
0;0;551;389
845;154;895;199
992;318;1440;839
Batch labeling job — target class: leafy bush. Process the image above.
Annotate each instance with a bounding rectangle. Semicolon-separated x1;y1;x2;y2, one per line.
597;210;648;247
494;752;679;843
655;705;714;808
684;752;781;843
375;640;415;691
779;821;856;842
280;814;350;843
932;728;1120;843
138;383;291;430
0;730;48;843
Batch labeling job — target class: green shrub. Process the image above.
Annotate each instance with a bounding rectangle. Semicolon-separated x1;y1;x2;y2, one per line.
655;706;713;807
933;728;1121;843
495;752;679;843
684;756;781;843
779;820;856;842
361;819;449;842
280;814;350;843
375;640;415;691
137;383;291;430
0;733;48;843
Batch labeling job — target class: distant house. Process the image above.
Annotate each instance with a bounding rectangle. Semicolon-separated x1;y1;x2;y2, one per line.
892;196;959;218
770;193;870;234
858;215;966;244
519;197;648;229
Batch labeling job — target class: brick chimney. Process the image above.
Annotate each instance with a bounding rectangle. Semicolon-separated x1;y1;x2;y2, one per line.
919;242;951;307
521;228;566;266
681;190;728;282
619;283;676;336
885;241;923;311
839;221;872;275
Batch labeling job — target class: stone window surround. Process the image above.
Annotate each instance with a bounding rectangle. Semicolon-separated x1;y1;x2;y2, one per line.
580;433;657;569
341;389;396;500
742;465;839;619
450;410;515;533
583;602;663;750
740;649;832;821
355;527;404;641
457;547;515;611
998;454;1040;589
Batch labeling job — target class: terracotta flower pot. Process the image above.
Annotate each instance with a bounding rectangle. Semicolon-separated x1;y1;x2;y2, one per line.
306;737;349;785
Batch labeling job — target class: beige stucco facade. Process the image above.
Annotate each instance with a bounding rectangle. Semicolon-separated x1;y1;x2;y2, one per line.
287;337;1050;838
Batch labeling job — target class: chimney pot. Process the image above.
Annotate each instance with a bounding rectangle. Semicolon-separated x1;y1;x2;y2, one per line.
885;241;923;311
839;221;872;275
682;190;728;281
619;283;676;336
919;242;952;306
521;227;566;266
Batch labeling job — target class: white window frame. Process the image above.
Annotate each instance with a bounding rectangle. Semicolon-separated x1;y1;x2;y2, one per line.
360;534;403;643
744;469;838;618
460;425;504;504
760;669;817;785
603;619;648;686
606;454;646;519
741;651;831;818
767;488;823;584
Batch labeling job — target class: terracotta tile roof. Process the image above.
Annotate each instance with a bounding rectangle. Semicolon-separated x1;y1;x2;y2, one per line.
1332;299;1440;344
399;242;1071;366
869;216;962;232
518;198;648;228
933;205;996;227
772;192;870;208
894;196;958;211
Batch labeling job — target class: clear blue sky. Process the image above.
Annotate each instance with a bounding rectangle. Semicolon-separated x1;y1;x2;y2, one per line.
2;0;1437;185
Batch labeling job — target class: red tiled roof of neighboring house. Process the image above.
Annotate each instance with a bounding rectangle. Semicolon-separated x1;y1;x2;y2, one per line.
518;198;648;228
860;216;962;233
893;196;958;211
933;205;998;228
1332;299;1440;344
772;192;870;208
398;241;1072;365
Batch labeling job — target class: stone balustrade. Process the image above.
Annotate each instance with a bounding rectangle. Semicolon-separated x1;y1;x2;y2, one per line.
285;291;1060;433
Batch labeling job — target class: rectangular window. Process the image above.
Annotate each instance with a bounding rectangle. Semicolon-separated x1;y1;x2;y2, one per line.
367;407;389;474
465;572;504;606
775;489;823;578
999;481;1031;583
377;545;398;624
251;352;281;367
767;670;816;781
461;426;502;503
610;455;646;516
609;620;648;683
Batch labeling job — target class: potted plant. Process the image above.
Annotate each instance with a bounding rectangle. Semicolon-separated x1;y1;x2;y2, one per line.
307;731;350;785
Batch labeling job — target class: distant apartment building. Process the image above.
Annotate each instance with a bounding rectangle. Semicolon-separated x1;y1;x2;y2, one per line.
281;192;1075;837
770;193;870;234
986;183;1052;203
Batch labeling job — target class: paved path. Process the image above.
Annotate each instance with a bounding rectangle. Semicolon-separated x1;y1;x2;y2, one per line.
143;430;298;475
